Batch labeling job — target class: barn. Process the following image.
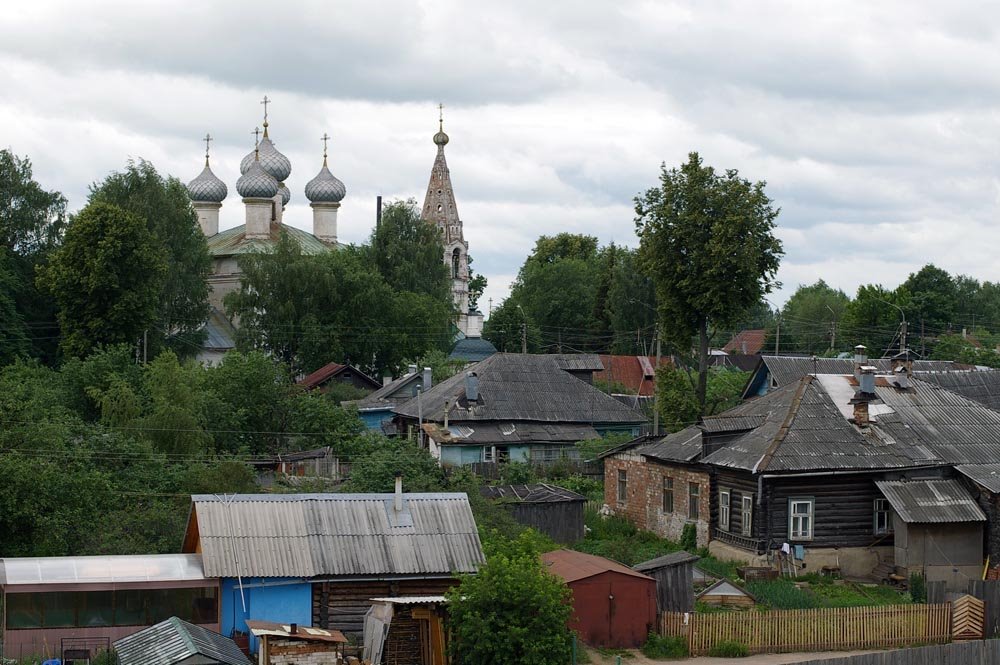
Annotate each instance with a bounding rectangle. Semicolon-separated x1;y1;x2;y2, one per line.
541;549;657;648
481;484;586;544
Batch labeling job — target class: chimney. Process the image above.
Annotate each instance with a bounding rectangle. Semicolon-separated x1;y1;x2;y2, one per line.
383;375;392;387
444;399;450;429
858;365;876;394
394;472;403;512
465;372;479;403
290;623;298;635
853;345;868;381
408;364;418;376
311;201;340;244
853;400;870;427
891;349;916;383
894;365;910;390
850;366;877;427
423;367;433;390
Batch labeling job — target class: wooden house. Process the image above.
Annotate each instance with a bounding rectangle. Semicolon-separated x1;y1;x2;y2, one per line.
298;362;381;394
481;484;586;544
348;366;433;431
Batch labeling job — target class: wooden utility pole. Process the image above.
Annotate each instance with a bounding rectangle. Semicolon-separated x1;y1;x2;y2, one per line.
653;327;662;436
521;322;527;354
775;316;781;355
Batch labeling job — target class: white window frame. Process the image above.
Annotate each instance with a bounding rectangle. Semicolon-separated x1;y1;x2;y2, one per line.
482;446;496;463
741;495;754;536
719;489;731;531
874;498;893;535
617;469;628;503
789;498;814;541
662;476;674;513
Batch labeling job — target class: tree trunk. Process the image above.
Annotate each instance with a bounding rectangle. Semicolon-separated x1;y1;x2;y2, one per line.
697;317;709;414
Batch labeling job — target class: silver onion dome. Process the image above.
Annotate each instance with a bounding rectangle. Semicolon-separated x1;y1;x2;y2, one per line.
236;157;279;199
279;183;290;206
240;136;292;182
186;164;228;203
305;164;346;203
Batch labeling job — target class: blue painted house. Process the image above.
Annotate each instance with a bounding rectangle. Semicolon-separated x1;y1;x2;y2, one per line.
182;492;484;652
347;366;432;431
394;353;647;467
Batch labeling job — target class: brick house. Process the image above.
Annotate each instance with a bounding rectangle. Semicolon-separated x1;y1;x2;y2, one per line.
601;427;711;547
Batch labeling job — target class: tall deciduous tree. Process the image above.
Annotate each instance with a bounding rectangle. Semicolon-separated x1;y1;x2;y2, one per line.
636;152;782;412
364;199;452;303
37;202;168;358
88;160;212;355
778;280;850;355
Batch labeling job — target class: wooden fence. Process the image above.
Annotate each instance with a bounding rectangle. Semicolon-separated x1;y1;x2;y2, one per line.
799;639;1000;665
659;604;952;656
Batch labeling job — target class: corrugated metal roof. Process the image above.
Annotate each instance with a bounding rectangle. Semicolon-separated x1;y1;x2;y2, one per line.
299;363;379;391
595;355;670;396
875;479;986;523
632;551;700;572
760;356;966;388
187;493;484;578
723;329;766;355
369;596;449;604
550;353;605;372
0;553;207;586
918;371;1000;411
423;422;599;445
955;464;1000;493
541;549;653;584
481;483;585;503
701;415;766;433
352;372;423;410
206;223;334;257
115;617;251;665
638;426;703;463
394;353;646;425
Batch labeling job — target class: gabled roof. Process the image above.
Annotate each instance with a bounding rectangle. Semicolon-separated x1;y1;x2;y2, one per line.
541;549;653;584
723;329;766;355
696;579;755;601
481;483;585;503
351;371;425;411
299;362;380;391
449;337;498;362
875;479;985;523
595;355;670;396
183;493;484;578
393;353;646;425
423;422;599;446
633;551;700;572
114;617;251;665
638;426;703;464
206;223;334;257
751;356;967;391
918;370;1000;411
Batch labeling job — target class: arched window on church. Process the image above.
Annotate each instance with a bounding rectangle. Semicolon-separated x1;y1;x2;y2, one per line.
452;248;461;279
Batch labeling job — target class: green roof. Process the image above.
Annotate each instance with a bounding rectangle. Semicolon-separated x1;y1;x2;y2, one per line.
206;223;335;257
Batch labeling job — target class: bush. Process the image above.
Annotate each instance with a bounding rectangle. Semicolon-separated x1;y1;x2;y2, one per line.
680;523;697;552
707;640;749;658
498;461;537;485
556;474;603;501
909;572;926;603
641;633;689;659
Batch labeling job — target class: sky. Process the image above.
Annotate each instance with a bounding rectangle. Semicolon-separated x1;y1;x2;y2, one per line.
3;1;1000;314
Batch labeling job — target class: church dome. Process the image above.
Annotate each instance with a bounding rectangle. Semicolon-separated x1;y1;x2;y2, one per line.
305;164;346;203
240;136;292;182
433;128;449;147
236;156;279;199
279;183;290;206
186;164;227;203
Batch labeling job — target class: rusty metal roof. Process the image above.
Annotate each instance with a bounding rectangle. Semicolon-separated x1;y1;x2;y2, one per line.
541;549;653;584
875;479;985;523
186;493;484;578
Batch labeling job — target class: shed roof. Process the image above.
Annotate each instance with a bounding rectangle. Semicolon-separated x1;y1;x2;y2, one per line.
955;464;1000;493
245;620;347;643
351;371;424;410
875;479;986;523
481;483;585;503
638;426;703;463
394;353;646;425
0;553;207;586
185;493;484;578
114;617;251;665
632;551;700;572
541;549;653;584
723;329;766;355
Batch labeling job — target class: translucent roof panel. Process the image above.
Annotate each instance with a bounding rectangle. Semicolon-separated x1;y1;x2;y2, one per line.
0;553;209;586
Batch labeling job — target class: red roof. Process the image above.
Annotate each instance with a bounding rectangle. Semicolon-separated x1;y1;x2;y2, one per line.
541;549;653;583
595;355;670;396
722;329;766;355
299;362;380;391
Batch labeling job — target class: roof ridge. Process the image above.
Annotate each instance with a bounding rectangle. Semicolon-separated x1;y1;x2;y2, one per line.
754;375;813;473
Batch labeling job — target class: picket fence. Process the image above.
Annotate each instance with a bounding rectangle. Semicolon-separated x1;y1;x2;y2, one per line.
660;603;952;656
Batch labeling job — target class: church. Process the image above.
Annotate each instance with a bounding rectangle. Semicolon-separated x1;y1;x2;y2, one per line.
185;99;483;363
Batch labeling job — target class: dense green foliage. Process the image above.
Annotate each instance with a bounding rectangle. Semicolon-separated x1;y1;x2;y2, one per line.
642;633;689;659
707;641;749;657
636;152;783;412
770;280;849;355
746;575;911;609
655;366;749;432
909;573;926;603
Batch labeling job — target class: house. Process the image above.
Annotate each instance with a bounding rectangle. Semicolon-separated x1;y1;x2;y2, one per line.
250;446;348;488
246;620;346;665
723;329;767;356
481;484;586;544
918;370;1000;411
114;617;251;665
601;427;711;546
541;549;657;649
0;553;219;662
605;348;1000;589
595;355;671;396
181;488;483;652
632;551;700;612
393;354;646;467
348;365;433;431
298;362;381;393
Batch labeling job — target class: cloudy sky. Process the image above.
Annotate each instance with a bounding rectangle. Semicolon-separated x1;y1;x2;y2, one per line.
3;1;999;312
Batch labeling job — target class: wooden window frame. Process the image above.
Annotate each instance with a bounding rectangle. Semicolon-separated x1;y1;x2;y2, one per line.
873;498;893;535
741;494;754;536
662;476;674;513
617;469;628;504
789;497;814;541
718;489;731;531
688;482;701;520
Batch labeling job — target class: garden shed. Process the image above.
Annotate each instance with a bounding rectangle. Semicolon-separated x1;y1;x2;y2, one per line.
481;484;586;544
632;551;699;612
696;579;756;608
114;617;251;665
541;549;656;648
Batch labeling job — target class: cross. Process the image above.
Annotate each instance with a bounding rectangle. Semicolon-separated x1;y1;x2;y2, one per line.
321;132;330;157
251;126;261;146
260;95;271;122
438;102;444;124
203;133;213;156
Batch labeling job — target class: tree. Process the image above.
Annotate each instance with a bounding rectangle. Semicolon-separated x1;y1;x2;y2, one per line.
655;366;748;432
342;438;446;493
636;152;782;412
37;202;168;358
0;150;67;364
447;550;573;665
901;264;959;348
364;199;452;302
467;254;487;311
88;161;212;355
603;247;657;354
483;298;542;353
840;284;905;355
778;280;850;355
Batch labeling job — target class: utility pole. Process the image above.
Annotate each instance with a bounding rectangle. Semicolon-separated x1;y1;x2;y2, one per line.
653;327;662;436
522;322;527;354
826;305;837;353
900;320;907;353
775;316;781;355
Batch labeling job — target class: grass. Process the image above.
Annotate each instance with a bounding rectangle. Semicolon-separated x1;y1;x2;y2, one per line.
707;640;749;657
642;633;689;659
746;576;912;610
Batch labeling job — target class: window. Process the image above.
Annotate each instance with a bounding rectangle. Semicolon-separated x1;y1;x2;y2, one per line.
482;446;496;463
662;476;674;513
688;482;700;520
4;588;217;629
452;248;461;278
719;489;731;531
741;495;754;536
617;470;628;503
789;498;814;540
874;498;893;535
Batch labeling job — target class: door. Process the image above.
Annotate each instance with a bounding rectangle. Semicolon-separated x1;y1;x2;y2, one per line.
608;578;651;648
569;580;612;647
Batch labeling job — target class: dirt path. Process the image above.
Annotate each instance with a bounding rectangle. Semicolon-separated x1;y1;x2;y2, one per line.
584;648;879;665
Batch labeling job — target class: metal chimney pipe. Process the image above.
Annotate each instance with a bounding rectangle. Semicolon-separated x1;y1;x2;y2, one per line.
423;366;433;390
394;472;403;512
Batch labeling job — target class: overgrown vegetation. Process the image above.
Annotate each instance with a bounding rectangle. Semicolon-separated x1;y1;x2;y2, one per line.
746;575;911;610
707;640;749;657
909;572;926;603
641;633;689;659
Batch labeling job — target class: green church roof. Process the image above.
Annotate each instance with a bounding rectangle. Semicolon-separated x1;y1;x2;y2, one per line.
206;223;336;257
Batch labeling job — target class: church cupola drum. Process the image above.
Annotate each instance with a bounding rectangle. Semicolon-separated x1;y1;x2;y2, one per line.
305;132;346;244
187;134;227;236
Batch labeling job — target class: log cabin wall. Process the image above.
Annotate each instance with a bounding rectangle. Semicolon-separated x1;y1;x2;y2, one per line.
312;578;455;637
711;469;762;541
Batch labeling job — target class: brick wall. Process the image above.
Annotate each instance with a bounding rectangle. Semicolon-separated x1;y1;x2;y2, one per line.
604;453;711;547
269;638;342;665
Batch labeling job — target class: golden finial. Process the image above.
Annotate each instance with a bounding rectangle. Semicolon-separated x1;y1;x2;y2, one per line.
203;133;213;167
321;132;330;167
